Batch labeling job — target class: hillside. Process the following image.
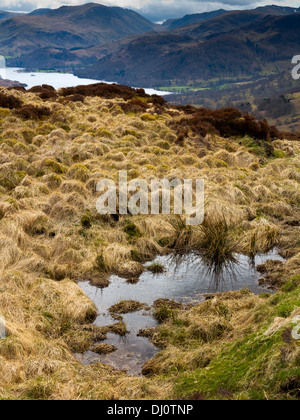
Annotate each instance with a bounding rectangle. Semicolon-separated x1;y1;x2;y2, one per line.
0;3;157;56
161;9;227;30
0;83;299;399
0;11;24;21
255;5;300;15
167;71;300;132
8;5;300;79
172;9;270;39
10;9;271;72
76;13;300;87
28;9;52;16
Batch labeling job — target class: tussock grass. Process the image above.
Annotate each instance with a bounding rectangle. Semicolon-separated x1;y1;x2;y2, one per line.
0;85;298;399
109;300;146;315
91;344;117;355
143;283;300;400
147;263;165;274
196;215;240;268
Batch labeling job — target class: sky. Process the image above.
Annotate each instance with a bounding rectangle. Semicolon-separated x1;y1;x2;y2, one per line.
1;0;300;21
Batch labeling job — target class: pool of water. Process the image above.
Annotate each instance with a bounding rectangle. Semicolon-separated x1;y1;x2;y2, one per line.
0;67;171;95
77;250;284;376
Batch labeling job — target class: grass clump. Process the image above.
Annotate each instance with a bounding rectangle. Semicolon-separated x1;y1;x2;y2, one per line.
81;214;92;229
152;283;300;400
169;216;194;251
91;344;117;355
95;254;108;273
109;300;145;315
147;263;165;274
153;299;184;323
43;159;65;174
123;221;142;240
196;216;240;270
130;249;143;262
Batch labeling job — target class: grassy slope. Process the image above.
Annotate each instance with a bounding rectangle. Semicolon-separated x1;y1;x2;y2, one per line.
147;278;300;400
0;87;299;399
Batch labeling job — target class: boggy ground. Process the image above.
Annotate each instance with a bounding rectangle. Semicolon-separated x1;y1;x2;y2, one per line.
0;84;299;400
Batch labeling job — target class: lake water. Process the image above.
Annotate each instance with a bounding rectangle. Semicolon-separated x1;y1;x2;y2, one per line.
77;250;284;376
1;67;171;95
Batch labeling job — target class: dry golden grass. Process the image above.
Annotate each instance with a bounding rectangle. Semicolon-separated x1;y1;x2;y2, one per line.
0;86;299;399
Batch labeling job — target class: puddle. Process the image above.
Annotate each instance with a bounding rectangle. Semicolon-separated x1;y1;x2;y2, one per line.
77;249;284;376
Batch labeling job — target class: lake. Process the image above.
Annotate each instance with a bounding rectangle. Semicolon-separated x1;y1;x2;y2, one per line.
0;67;171;95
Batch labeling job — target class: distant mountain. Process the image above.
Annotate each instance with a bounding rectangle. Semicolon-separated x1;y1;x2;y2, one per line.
0;3;157;56
161;9;227;30
9;47;89;71
21;8;270;73
161;5;300;33
28;8;52;16
172;10;266;39
255;5;300;15
76;13;300;87
0;11;24;21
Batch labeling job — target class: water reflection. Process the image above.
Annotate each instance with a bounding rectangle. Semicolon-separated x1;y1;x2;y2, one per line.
77;249;284;376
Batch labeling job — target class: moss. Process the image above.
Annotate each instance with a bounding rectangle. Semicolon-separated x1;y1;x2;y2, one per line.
158;237;170;247
281;276;300;293
131;249;143;262
96;128;113;138
14;142;30;154
81;214;92;229
174;284;300;400
153;299;183;323
153;305;174;323
215;159;228;168
68;164;90;182
122;129;139;138
22;129;35;143
0;171;27;191
43;173;62;188
274;149;287;159
141;113;156;122
154;140;171;150
123;221;142;240
43;159;65;174
0;108;11;117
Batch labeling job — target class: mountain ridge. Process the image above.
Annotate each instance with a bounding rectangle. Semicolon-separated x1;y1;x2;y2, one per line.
0;3;157;56
76;12;300;87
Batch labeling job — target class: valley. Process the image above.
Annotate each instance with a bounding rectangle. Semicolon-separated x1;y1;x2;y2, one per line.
5;4;298;132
